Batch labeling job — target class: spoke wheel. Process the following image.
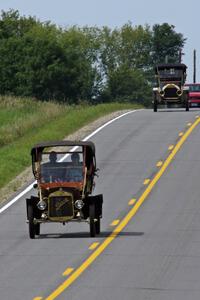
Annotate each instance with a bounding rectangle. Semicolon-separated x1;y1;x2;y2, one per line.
89;203;96;237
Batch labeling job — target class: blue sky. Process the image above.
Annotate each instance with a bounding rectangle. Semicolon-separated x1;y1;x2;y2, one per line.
0;0;199;81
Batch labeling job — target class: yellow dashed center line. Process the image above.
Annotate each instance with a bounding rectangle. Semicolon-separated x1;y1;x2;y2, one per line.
33;297;43;300
41;117;200;300
89;242;100;250
143;179;150;185
156;161;163;167
62;268;74;277
195;115;199;118
168;145;174;150
110;219;120;226
179;132;184;137
128;198;136;206
187;122;192;126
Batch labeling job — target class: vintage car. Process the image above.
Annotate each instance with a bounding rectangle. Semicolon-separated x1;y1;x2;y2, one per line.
184;83;200;107
153;63;189;112
26;140;103;239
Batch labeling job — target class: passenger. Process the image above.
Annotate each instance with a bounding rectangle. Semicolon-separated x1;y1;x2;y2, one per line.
49;151;57;163
71;152;80;165
68;153;83;181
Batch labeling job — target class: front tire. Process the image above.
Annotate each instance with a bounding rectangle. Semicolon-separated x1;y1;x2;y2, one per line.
153;96;157;112
186;100;189;111
89;203;96;237
35;223;40;236
27;205;35;239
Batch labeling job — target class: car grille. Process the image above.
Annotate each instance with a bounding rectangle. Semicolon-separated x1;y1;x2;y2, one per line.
163;87;179;98
48;195;74;221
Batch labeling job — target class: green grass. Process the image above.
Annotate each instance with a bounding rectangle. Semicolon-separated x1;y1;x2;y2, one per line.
0;96;65;146
0;96;143;189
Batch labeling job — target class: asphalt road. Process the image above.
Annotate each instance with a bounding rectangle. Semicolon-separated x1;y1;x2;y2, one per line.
1;108;200;300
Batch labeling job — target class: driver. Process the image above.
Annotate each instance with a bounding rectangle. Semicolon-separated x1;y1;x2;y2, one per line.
42;151;62;182
49;151;57;163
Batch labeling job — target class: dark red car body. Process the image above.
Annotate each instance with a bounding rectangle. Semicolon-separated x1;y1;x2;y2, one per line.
185;83;200;107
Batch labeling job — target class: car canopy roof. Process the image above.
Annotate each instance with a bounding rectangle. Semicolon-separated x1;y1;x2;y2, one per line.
31;140;95;157
155;63;187;74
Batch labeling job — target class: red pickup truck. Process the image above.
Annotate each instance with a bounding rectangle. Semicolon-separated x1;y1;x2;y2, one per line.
185;83;200;107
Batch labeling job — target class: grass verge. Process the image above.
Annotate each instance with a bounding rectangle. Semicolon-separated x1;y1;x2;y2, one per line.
0;96;142;189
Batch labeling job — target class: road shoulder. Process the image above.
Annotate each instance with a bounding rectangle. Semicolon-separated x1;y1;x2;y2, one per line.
0;110;131;206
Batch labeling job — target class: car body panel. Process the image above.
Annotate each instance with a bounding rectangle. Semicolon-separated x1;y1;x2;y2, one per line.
185;83;200;106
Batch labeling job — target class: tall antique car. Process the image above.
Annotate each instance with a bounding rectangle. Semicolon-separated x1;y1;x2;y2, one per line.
153;63;189;112
26;141;103;239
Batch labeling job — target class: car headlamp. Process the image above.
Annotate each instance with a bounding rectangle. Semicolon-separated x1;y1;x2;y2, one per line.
159;90;165;96
176;89;182;96
75;200;84;210
37;200;47;211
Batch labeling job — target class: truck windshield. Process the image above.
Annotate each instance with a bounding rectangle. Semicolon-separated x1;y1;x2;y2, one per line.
189;85;200;92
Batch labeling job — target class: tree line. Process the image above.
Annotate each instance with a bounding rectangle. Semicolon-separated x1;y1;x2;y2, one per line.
0;9;186;105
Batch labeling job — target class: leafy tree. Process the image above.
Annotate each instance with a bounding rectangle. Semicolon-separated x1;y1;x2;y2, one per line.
119;23;152;70
0;10;187;106
58;27;97;102
151;23;186;64
0;9;37;39
0;9;38;95
16;24;65;99
101;65;151;105
96;23;153;104
0;11;96;102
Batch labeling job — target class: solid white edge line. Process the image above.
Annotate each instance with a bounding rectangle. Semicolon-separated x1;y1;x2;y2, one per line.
0;182;36;213
0;109;141;214
83;110;138;141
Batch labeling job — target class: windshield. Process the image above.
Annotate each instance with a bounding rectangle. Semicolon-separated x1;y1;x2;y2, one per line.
158;68;183;79
40;151;84;183
188;85;200;92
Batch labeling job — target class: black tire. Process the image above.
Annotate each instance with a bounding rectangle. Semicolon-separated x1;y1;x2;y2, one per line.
89;203;96;237
35;223;40;236
153;98;157;112
27;205;35;239
186;100;189;111
95;217;101;235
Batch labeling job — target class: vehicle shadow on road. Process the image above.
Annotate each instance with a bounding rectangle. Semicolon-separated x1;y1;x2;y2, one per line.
38;231;144;239
98;231;144;238
156;109;199;112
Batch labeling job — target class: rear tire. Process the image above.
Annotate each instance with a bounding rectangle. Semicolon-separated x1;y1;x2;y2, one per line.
27;205;35;239
89;203;96;237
